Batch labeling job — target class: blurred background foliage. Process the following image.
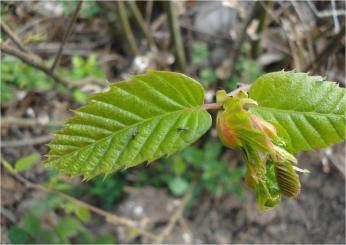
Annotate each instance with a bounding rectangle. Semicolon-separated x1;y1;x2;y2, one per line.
1;0;345;244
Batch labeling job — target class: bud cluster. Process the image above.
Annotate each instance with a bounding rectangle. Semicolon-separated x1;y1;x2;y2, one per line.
216;90;309;210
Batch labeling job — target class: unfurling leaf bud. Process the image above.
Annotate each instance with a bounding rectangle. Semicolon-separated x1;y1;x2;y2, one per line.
275;161;301;197
216;114;242;149
215;89;307;210
249;114;276;139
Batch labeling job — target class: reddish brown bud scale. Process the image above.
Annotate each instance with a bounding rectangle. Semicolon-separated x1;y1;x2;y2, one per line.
249;114;277;139
216;114;242;149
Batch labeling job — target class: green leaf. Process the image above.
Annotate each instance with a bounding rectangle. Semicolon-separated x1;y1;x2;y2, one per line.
78;231;93;244
23;213;41;237
172;156;186;176
72;88;87;104
15;153;40;172
2;159;16;175
90;175;125;209
32;194;62;215
192;41;209;64
36;228;59;244
72;56;84;69
249;71;345;153
93;234;116;244
76;206;91;222
168;177;189;196
8;227;34;244
199;68;217;87
46;71;212;179
56;217;84;238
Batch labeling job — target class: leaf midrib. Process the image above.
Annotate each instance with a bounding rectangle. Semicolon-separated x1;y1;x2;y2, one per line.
252;106;345;119
49;105;205;162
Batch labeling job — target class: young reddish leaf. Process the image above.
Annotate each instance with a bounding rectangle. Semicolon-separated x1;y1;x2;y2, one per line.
216;89;304;210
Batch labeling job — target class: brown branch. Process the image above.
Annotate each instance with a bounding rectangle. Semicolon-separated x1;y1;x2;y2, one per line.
0;21;31;53
251;1;271;58
127;1;156;48
164;1;186;71
1;135;53;148
153;182;195;244
1;42;70;86
1;160;157;240
203;103;221;110
1;117;64;128
146;0;154;24
304;25;345;72
117;0;139;56
229;2;260;78
51;0;83;73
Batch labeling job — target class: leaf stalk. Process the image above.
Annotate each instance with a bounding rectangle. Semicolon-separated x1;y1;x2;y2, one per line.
203;103;222;110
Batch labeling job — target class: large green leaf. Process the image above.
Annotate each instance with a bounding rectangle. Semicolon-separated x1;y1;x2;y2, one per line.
45;71;212;178
249;71;345;153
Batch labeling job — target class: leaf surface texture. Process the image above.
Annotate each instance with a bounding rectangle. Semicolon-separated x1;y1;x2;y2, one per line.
249;71;345;153
46;71;212;178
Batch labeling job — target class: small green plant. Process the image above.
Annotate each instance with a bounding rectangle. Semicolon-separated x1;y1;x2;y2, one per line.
60;55;106;82
191;41;209;65
60;0;101;18
134;140;244;199
90;173;125;209
45;70;345;210
8;211;115;244
1;54;106;104
1;55;55;101
4;157;116;244
191;41;218;87
228;42;263;91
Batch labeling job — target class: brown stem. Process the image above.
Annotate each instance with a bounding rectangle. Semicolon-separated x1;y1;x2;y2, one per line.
127;1;156;48
229;2;260;78
304;25;345;72
1;159;157;240
1;42;71;86
203;103;222;110
252;1;271;58
51;0;83;73
153;182;195;244
1;116;63;128
1;134;53;148
117;0;139;56
164;1;186;71
0;21;31;53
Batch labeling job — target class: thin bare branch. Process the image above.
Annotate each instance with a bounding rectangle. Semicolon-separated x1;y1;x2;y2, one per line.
1;42;70;86
1;135;53;148
1;117;64;128
304;26;345;71
164;1;186;71
127;1;156;48
1;160;157;240
229;2;260;78
203;103;221;110
117;0;139;56
252;1;271;58
0;21;31;53
154;182;195;244
146;0;154;24
51;0;83;73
